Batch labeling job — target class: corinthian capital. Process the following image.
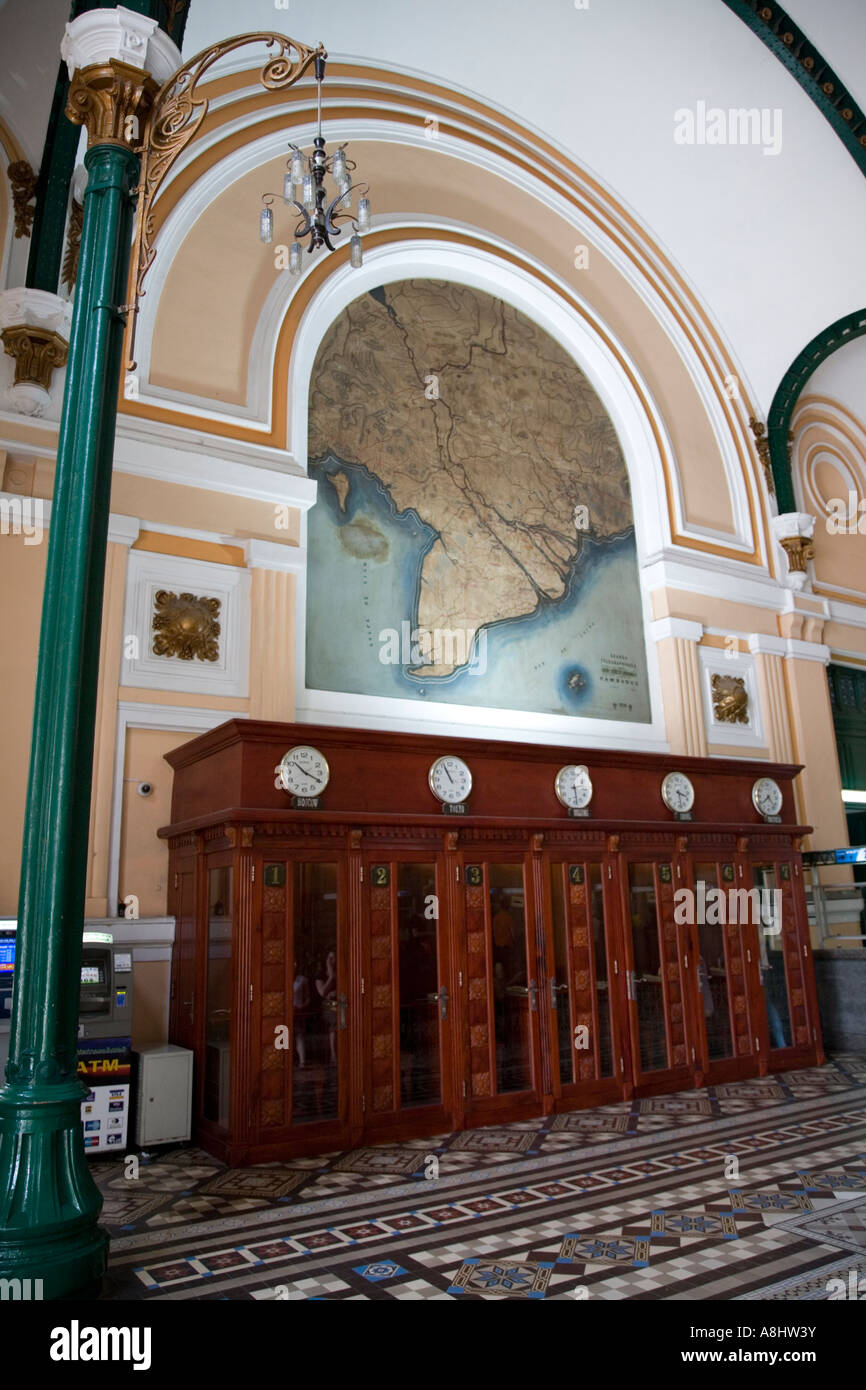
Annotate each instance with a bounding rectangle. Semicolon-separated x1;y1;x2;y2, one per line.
60;6;181;148
65;59;157;148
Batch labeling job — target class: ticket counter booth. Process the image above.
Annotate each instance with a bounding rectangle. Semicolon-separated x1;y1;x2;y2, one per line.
160;721;823;1166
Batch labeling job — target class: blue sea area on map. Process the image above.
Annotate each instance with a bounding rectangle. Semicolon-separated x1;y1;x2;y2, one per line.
305;454;651;721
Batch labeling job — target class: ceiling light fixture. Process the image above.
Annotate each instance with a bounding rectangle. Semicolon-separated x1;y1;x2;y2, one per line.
258;51;371;274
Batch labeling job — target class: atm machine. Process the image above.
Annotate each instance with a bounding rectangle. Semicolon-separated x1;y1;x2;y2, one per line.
77;931;134;1153
0;921;14;1083
0;924;133;1153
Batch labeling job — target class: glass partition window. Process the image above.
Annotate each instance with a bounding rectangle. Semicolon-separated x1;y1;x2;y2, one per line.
204;866;232;1127
589;864;614;1078
489;864;532;1093
693;862;734;1062
754;864;793;1050
627;863;669;1072
292;863;340;1123
397;863;441;1109
550;865;573;1084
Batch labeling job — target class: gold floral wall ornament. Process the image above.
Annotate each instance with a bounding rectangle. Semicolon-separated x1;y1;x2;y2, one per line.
711;673;749;725
61;199;84;291
152;590;221;661
7;161;38;238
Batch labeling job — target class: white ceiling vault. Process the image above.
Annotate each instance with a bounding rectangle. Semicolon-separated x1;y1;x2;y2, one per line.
176;0;866;412
1;0;864;414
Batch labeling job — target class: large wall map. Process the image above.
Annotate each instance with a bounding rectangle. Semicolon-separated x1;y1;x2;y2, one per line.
305;279;651;722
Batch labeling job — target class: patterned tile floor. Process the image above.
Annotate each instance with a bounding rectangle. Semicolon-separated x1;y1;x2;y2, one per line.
95;1054;866;1300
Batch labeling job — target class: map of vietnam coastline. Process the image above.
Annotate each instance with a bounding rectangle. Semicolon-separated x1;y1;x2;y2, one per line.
306;279;650;719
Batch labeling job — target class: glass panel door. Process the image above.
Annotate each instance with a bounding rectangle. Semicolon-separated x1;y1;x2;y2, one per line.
628;862;668;1073
464;857;544;1120
624;861;693;1090
548;861;617;1097
397;863;441;1109
204;865;232;1129
253;857;350;1152
752;863;796;1052
688;860;756;1078
363;856;451;1138
489;863;533;1093
692;862;735;1063
292;862;341;1124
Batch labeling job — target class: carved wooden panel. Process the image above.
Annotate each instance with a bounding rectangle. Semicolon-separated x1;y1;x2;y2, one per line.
568;875;598;1080
258;864;288;1130
466;880;491;1097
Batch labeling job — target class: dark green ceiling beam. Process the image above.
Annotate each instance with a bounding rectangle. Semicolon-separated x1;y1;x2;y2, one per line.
768;310;866;513
723;2;866;516
721;0;866;177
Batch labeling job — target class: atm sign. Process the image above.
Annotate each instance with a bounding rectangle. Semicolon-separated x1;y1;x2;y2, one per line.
77;1057;130;1078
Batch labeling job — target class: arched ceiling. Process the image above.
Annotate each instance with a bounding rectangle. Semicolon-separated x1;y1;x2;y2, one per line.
0;0;69;167
3;0;863;425
173;0;866;413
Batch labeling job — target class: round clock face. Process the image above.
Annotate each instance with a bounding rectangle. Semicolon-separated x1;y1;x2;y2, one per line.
752;776;783;819
661;770;695;814
278;745;330;798
554;764;593;810
428;755;472;805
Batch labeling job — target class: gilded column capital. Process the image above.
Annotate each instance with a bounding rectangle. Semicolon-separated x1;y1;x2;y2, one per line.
65;59;157;149
0;288;72;417
778;534;815;573
1;325;68;395
771;511;816;592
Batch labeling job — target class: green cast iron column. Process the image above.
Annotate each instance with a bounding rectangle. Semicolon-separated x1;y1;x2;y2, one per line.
0;138;140;1299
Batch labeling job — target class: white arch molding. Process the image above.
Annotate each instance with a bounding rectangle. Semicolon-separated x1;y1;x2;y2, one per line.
290;237;669;749
130;109;761;562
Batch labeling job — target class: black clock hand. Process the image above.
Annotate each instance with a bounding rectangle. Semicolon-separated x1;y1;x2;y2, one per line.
289;761;319;783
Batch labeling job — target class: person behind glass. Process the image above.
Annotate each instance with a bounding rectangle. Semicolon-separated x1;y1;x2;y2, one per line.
757;925;787;1050
491;892;515;972
293;960;310;1068
316;948;338;1064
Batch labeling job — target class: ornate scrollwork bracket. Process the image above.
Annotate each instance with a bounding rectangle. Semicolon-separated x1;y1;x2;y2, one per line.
8;160;39;238
124;31;324;371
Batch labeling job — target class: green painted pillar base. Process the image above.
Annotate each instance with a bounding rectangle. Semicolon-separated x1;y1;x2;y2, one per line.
0;139;141;1299
0;1081;107;1299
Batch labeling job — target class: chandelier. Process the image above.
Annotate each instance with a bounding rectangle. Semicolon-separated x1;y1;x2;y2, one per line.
258;51;371;274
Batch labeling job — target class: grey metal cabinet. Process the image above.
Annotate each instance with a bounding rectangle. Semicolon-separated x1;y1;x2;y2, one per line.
135;1044;193;1146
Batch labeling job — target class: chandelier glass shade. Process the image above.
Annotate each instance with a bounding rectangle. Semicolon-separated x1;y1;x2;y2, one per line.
258;53;371;274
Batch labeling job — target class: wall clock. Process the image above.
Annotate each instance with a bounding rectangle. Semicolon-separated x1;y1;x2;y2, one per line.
428;755;472;805
278;745;330;798
752;776;783;820
661;770;695;815
554;764;593;811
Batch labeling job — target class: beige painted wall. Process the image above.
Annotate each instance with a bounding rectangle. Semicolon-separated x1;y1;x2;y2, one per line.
0;532;46;916
118;727;195;919
131;959;170;1048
